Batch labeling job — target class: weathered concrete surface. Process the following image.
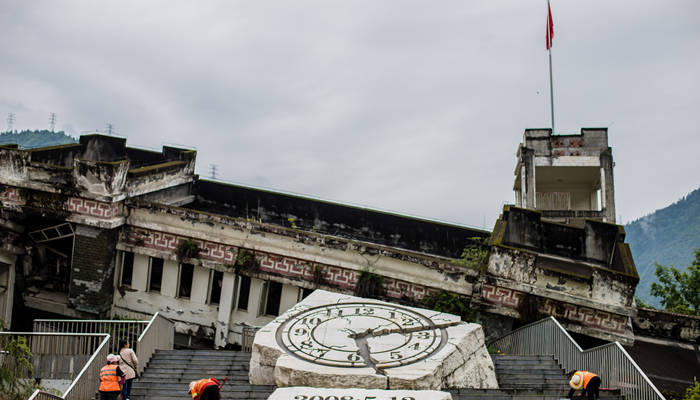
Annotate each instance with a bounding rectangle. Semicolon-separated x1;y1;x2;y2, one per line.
633;307;700;344
250;290;497;390
267;387;453;400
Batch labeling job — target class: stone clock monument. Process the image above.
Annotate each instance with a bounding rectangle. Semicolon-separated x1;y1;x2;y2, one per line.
249;290;498;390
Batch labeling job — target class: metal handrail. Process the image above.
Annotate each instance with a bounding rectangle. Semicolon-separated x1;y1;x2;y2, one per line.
0;332;108;400
134;312;174;374
26;312;174;398
242;325;261;352
33;318;149;354
62;334;110;400
489;316;665;400
27;390;63;400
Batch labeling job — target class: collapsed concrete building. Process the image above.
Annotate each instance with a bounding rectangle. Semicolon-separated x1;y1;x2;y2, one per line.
0;129;697;392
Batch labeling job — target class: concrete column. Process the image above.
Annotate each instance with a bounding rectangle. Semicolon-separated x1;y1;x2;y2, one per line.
521;148;536;209
215;271;236;348
600;149;616;223
70;225;118;316
161;259;179;297
131;253;149;292
0;253;16;326
279;283;300;315
190;266;210;304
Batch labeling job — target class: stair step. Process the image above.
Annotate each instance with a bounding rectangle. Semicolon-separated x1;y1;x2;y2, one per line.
492;355;556;360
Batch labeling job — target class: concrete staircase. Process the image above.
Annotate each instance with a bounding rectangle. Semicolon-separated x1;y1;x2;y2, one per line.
131;351;622;400
130;349;274;400
450;355;623;400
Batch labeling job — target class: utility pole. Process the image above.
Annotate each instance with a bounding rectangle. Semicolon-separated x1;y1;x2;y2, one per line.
209;164;218;180
7;113;16;133
49;113;57;132
106;123;114;135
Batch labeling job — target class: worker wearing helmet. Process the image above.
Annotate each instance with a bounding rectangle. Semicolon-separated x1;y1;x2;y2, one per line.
99;354;125;400
188;378;222;400
567;370;601;400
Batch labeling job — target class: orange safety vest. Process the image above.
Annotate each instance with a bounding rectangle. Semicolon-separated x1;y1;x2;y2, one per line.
99;364;121;392
190;378;220;399
570;370;598;390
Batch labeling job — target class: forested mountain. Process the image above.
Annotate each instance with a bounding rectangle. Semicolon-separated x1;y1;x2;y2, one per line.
0;129;76;149
625;187;700;306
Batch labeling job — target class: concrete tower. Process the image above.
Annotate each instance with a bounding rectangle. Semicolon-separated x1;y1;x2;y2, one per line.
513;128;615;226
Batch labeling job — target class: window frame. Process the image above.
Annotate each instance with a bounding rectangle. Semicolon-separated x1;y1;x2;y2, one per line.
176;263;194;299
207;269;224;305
120;251;134;287
148;257;164;293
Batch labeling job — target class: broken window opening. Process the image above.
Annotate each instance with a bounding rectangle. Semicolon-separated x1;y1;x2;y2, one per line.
177;263;194;299
301;287;314;300
149;257;163;293
25;220;74;295
208;270;224;305
237;275;251;311
121;251;134;286
264;281;283;316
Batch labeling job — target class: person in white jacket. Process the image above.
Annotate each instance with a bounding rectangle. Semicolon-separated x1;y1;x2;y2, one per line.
118;339;139;400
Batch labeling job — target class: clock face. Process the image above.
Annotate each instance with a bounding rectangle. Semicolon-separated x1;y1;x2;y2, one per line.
276;302;446;369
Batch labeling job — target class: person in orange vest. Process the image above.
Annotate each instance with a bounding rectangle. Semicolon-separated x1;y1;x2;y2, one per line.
188;378;222;400
567;370;602;400
99;354;125;400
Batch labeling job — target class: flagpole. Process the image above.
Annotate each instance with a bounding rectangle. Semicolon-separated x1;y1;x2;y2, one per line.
547;0;555;134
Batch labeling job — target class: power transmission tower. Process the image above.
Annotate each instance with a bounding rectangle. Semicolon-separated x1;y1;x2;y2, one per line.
49;113;57;132
106;123;114;135
210;164;218;180
7;113;15;132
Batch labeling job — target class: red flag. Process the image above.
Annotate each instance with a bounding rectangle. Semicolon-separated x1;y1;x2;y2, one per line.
546;2;554;50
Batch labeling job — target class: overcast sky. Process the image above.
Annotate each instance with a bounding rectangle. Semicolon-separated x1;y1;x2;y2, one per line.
1;1;698;229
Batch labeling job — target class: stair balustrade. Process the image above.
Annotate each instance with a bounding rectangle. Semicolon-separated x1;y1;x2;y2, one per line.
24;312;173;399
489;316;665;400
0;332;110;400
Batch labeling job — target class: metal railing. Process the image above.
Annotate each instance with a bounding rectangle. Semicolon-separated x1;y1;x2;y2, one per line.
33;318;149;354
0;332;107;380
26;312;174;398
489;316;665;400
134;313;174;374
242;325;261;352
61;334;110;400
27;390;63;400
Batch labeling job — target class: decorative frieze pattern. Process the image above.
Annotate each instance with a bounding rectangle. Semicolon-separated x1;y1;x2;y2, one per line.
481;284;627;334
123;227;434;300
67;197;121;220
0;187;23;205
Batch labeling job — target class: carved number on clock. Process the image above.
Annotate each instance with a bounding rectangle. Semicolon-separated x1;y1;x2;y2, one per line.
293;328;307;336
415;332;429;339
302;317;322;326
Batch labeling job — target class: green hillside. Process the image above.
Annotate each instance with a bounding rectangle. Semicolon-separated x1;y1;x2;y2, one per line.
625;186;700;306
0;129;76;149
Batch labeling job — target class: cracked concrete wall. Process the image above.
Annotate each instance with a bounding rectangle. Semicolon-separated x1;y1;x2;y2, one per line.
69;225;118;315
633;307;700;344
73;159;129;198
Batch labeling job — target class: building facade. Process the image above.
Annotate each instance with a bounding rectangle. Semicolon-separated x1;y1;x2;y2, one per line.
0;130;641;348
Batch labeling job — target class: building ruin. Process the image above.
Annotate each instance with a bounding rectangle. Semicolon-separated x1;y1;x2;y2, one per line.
0;129;697;391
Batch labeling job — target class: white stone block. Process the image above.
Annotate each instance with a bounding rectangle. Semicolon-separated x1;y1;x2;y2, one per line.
249;289;498;390
267;387;453;400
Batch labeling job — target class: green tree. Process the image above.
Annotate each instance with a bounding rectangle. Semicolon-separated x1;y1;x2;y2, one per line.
0;321;36;400
423;290;476;322
650;248;700;315
682;381;700;400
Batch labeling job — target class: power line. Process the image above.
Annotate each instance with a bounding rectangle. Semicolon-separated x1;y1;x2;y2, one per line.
209;164;218;180
49;113;57;132
7;113;15;132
